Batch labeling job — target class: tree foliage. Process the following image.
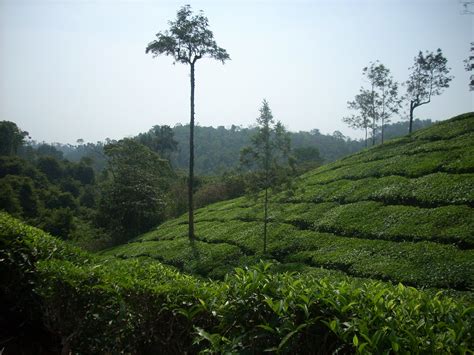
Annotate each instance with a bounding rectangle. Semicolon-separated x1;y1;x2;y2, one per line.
364;61;401;145
0;129;102;244
145;5;229;65
464;42;474;91
344;62;400;145
293;146;323;173
0;121;29;156
97;139;172;243
343;90;372;147
405;49;453;133
136;125;178;161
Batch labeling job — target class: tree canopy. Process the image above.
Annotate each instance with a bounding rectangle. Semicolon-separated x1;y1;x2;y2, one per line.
145;5;229;65
405;49;453;133
0;121;29;156
98;139;172;243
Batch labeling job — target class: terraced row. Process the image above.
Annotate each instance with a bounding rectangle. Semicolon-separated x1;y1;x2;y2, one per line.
287;172;474;207
186;200;474;247
312;113;474;176
111;218;473;291
302;145;473;186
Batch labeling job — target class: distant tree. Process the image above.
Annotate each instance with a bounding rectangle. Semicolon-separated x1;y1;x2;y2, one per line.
0;121;28;156
362;61;401;144
0;175;39;217
36;143;64;160
136;125;178;160
405;49;453;133
464;42;474;91
98;139;172;243
240;100;294;254
343;90;372;147
146;5;230;241
39;208;75;240
293;146;323;173
70;163;95;185
37;156;63;181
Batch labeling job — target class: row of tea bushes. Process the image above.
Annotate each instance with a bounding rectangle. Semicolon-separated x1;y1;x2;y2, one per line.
1;213;472;354
290;172;474;207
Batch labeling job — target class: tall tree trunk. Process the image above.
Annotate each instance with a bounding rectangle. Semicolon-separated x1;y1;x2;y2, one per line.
409;101;414;134
381;116;385;144
188;63;195;241
263;186;268;254
372;117;376;146
365;125;368;148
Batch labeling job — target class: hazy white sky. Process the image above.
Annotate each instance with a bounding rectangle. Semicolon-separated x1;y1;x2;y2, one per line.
1;0;472;143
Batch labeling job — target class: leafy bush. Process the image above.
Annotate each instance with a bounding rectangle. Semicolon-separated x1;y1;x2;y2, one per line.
1;214;472;354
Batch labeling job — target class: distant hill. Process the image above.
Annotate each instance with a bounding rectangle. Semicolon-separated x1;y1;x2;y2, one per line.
104;113;474;292
55;119;434;175
168;118;433;174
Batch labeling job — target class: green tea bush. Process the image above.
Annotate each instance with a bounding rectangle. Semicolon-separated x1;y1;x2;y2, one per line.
314;201;474;247
197;263;473;354
290;172;474;207
301;113;474;182
2;214;473;354
102;237;244;279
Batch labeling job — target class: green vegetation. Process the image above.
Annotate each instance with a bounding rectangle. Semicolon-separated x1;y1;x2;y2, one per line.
55;119;433;176
240;99;294;253
1;213;472;353
2;114;472;353
105;113;474;294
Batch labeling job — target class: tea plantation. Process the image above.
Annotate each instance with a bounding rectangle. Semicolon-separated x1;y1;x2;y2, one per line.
105;113;474;292
1;213;473;353
1;113;473;353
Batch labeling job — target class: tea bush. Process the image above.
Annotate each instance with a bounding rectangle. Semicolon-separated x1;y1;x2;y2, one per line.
1;214;473;353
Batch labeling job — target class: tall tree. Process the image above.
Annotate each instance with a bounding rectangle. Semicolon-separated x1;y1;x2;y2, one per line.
405;49;453;133
362;61;401;145
0;121;28;156
98;139;172;243
146;5;229;241
464;42;474;91
343;90;372;147
240;100;294;254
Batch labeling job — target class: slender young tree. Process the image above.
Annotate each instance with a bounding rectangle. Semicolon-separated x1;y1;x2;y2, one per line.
240;100;293;254
405;49;453;133
362;61;401;145
464;42;474;91
343;90;372;147
146;5;229;241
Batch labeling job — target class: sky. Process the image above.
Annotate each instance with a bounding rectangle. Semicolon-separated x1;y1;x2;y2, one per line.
0;0;472;144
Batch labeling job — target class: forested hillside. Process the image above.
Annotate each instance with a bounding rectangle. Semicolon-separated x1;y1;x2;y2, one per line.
55;119;433;175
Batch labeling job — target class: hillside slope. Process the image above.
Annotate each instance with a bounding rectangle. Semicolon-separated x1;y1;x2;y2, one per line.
104;113;474;291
